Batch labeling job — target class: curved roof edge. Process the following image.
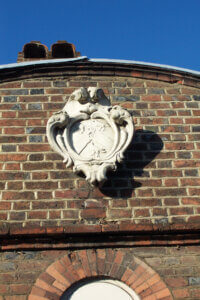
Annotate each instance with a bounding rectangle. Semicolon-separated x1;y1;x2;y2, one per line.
0;56;88;70
0;56;199;77
90;58;200;76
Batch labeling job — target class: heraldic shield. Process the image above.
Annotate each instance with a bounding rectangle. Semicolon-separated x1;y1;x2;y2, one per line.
46;87;134;185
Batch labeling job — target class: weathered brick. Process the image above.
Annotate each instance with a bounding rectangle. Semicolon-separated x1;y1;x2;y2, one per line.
81;208;106;219
25;181;58;190
28;103;42;110
30;89;44;95
3;96;17;102
2;191;35;200
2;145;16;152
172;288;190;298
10;212;26;221
134;209;150;217
28;211;47;219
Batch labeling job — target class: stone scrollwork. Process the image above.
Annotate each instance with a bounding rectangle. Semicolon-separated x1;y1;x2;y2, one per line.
46;87;134;185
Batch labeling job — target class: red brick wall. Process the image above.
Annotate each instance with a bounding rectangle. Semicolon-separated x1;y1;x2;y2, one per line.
0;246;200;299
1;69;200;299
0;76;200;232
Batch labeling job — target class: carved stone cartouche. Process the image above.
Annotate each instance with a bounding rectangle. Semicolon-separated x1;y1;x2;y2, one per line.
46;87;134;185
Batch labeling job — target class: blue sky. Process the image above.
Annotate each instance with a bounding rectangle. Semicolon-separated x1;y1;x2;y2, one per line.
0;0;200;71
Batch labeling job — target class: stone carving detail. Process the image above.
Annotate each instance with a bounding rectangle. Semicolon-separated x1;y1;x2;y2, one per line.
47;87;134;185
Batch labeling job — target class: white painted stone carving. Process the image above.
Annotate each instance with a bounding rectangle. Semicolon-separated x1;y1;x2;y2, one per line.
46;87;134;185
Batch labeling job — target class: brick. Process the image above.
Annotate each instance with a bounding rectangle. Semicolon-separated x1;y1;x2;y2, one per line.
23;162;53;170
11;103;22;110
25;181;58;190
181;178;200;186
23;81;51;88
9;283;32;294
153;208;167;216
30;88;44;95
161;125;189;132
63;210;79;219
67;200;84;209
148;88;165;94
0;213;7;220
10;212;25;220
28;211;47;219
37;192;53;199
2;191;35;200
177;152;191;159
13;201;30;210
164;179;178;187
50;95;64;102
189;288;200;298
0;82;22;88
189;188;200;196
109;209;132;218
50;171;76;180
2;111;17;118
0;262;15;272
81;208;106;219
28;103;42;110
136;189;154;197
172;288;189;298
165;142;194;150
166;88;180;94
188;216;200;223
112;199;127;207
19;95;48;102
141;95;161;101
32;172;48;180
0;172;29;181
134;209;150;217
19;144;49;152
2;145;16;152
0;202;11;210
18;111;46;118
49;211;61;219
0;136;26;143
165;277;188;287
192;109;200;116
29;154;44;161
4;128;25;135
192;126;200;132
155;188;186;197
27;119;43;126
0;89;28;95
186;117;200;124
5;163;20;170
0;283;8;294
154;288;171;299
182;197;200;205
7;182;23;190
32;201;64;210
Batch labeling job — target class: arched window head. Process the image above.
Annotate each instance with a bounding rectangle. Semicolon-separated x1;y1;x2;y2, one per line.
61;278;140;300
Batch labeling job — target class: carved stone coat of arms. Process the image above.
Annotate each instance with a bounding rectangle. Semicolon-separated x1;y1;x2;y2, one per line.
47;87;134;185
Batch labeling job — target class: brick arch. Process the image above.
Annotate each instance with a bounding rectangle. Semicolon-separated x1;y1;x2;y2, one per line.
28;249;172;300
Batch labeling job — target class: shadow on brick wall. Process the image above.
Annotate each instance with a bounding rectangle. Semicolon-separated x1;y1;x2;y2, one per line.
99;130;163;198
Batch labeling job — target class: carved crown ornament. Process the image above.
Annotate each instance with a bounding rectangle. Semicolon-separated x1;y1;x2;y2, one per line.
46;87;134;185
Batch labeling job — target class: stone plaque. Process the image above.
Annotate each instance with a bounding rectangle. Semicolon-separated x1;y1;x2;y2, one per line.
47;87;134;185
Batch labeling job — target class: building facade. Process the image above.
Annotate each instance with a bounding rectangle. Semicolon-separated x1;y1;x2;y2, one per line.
0;41;200;299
